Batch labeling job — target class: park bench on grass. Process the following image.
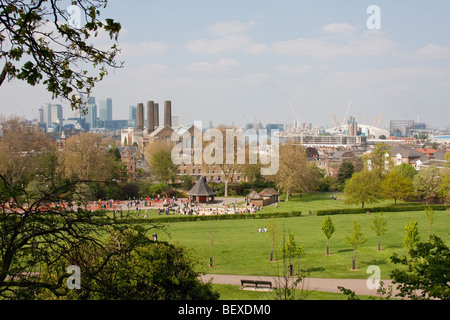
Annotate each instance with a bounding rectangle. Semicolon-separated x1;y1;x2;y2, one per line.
240;279;272;291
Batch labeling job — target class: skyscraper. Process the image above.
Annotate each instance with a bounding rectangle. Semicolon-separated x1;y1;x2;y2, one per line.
40;103;63;127
99;98;113;121
128;105;137;127
83;97;97;129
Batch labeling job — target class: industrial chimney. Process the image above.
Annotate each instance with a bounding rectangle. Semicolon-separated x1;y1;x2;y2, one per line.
154;103;159;128
164;100;172;127
147;101;155;133
137;103;144;130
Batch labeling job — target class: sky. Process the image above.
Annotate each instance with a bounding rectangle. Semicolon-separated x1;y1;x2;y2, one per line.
1;0;449;129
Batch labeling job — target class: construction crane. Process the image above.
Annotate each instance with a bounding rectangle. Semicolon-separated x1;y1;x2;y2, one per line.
342;100;352;127
334;114;340;130
288;101;301;128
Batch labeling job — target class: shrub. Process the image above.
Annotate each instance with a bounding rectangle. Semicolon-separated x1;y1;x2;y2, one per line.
316;204;448;216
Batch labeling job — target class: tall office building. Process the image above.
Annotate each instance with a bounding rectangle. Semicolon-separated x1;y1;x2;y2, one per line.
40;103;63;127
99;98;113;121
83;97;97;129
127;105;137;127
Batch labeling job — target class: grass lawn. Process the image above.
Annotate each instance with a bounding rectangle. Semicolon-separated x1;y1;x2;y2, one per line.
211;284;382;300
141;192;450;280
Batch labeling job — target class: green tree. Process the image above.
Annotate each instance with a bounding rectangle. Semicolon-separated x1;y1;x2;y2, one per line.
145;141;178;183
269;144;320;201
403;219;420;250
344;170;381;209
413;166;442;204
60;132;115;182
362;143;392;178
0;174;125;299
391;235;450;300
381;170;414;205
336;162;354;191
392;163;418;181
0;0;122;110
280;233;304;276
344;220;368;270
0;118;57;187
267;217;279;262
321;216;335;255
371;213;388;251
35;229;220;300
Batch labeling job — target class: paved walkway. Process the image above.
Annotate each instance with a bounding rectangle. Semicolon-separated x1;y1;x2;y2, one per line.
200;274;400;297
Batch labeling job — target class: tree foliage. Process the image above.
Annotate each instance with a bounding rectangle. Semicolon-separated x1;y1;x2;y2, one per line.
336;162;354;191
371;213;387;251
362;143;392;178
145;141;178;184
392;163;418;181
381;170;414;205
269;143;320;201
0;0;123;110
321;216;335;255
344;220;367;270
391;235;450;300
344;170;381;209
60;132;115;182
403;219;420;251
36;229;219;300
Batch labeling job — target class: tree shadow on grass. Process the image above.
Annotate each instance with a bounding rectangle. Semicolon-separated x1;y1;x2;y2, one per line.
337;248;353;253
302;267;325;274
365;258;387;266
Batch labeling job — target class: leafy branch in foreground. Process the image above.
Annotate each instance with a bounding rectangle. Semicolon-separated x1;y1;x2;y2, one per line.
0;0;123;111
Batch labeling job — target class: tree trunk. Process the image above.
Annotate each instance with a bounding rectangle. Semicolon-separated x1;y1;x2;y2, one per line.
270;241;274;261
352;248;357;270
377;236;381;251
224;179;228;197
361;201;365;209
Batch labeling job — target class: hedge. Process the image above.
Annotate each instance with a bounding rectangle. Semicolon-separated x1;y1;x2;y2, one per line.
316;204;449;216
116;211;303;224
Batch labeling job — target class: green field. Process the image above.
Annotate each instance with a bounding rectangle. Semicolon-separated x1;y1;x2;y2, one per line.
136;192;450;280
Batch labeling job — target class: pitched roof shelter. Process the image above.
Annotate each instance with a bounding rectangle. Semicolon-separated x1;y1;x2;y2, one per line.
187;176;216;203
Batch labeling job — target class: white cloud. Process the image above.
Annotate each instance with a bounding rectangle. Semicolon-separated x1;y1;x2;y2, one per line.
118;41;167;57
321;23;357;34
186;35;267;55
207;20;257;36
186;58;242;74
186;19;267;55
414;43;450;60
271;29;395;59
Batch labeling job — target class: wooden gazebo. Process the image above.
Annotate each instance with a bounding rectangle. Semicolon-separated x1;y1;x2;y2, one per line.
187;177;216;203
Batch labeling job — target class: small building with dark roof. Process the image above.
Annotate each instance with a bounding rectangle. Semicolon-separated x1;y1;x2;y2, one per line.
187;176;216;203
245;190;264;207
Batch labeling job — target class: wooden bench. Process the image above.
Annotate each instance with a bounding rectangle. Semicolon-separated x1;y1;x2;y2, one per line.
240;279;272;290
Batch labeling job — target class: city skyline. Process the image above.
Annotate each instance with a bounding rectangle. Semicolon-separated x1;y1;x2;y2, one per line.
0;0;449;129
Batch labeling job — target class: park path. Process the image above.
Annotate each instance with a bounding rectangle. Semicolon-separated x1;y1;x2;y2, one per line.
200;274;400;297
